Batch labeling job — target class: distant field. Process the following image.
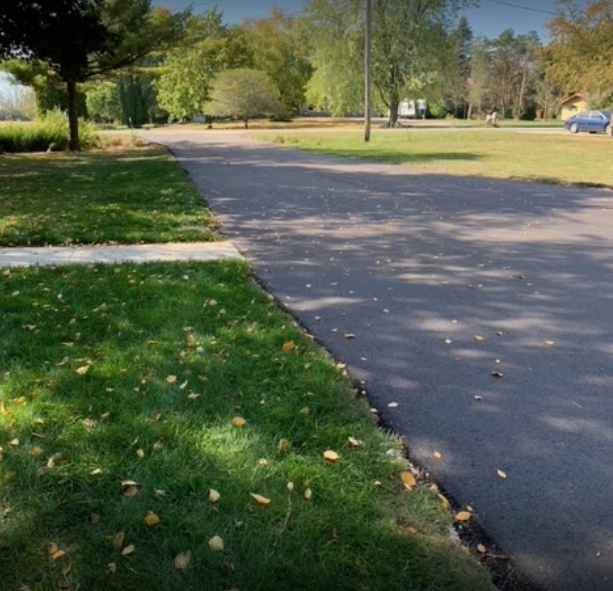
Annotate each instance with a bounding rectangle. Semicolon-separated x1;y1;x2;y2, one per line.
263;129;613;188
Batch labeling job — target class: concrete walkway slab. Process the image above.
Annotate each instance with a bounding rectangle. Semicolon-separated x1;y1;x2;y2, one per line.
0;241;243;268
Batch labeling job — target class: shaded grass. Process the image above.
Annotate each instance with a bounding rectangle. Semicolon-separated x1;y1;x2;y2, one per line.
0;148;217;247
0;261;492;591
265;130;613;188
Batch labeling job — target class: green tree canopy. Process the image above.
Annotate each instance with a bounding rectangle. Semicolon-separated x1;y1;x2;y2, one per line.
206;68;282;128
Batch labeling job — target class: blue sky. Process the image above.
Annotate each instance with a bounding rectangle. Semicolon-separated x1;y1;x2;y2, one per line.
157;0;558;39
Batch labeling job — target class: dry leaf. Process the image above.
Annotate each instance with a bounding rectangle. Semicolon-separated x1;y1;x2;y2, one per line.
277;438;291;453
123;485;139;498
444;339;452;345
208;536;224;552
165;375;177;385
304;488;313;500
299;407;310;415
544;340;555;347
155;489;166;497
258;458;269;467
174;550;192;570
323;450;340;462
474;395;483;402
90;468;103;476
51;550;66;561
136;449;145;459
144;513;160;527
438;494;450;510
287;482;295;492
187;393;200;400
90;513;101;525
497;469;508;480
121;544;135;556
179;381;188;390
388;402;399;408
30;446;44;457
76;365;90;376
250;493;272;507
121;479;138;487
455;511;472;522
477;544;487;554
474;336;485;342
347;437;362;447
491;371;504;378
107;562;117;574
112;532;125;549
231;416;246;428
344;333;356;339
282;341;296;352
433;451;442;460
209;489;220;502
48;543;59;556
8;438;19;447
400;472;417;489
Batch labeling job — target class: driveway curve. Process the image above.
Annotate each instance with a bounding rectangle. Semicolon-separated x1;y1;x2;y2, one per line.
142;129;613;591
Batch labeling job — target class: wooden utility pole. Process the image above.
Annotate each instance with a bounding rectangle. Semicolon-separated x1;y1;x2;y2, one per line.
364;0;372;142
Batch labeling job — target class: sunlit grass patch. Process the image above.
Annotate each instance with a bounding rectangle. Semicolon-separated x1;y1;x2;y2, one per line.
264;130;613;188
0;148;217;247
0;261;491;591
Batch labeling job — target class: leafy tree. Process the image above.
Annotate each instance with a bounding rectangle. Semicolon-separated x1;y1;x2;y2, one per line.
547;0;613;105
304;0;467;125
156;11;253;121
206;68;282;128
1;1;188;149
241;8;312;116
86;81;121;122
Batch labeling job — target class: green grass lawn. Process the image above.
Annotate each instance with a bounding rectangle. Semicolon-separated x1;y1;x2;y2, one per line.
0;261;492;591
0;149;217;247
265;130;613;188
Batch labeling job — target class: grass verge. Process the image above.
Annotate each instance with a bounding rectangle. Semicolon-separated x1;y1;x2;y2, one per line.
0;261;492;591
264;130;613;188
0;148;217;247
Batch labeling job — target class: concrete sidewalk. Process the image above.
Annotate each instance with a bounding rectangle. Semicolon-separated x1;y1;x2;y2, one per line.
0;241;243;267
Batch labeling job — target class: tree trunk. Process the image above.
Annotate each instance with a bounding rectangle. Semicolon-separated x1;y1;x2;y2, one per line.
66;80;80;151
388;101;399;127
244;119;249;129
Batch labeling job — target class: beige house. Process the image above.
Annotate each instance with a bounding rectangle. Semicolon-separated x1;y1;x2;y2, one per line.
559;93;589;121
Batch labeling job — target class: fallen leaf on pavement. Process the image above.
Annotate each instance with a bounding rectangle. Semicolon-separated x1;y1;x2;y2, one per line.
497;469;508;479
455;511;472;522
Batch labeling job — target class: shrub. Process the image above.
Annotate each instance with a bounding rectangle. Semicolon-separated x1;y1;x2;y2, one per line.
0;109;98;153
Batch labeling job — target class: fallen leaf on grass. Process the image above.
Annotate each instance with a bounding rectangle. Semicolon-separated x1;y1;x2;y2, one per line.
8;438;19;448
187;393;200;400
90;513;101;525
165;375;177;385
208;536;224;552
282;341;296;352
496;469;508;480
123;486;139;498
455;511;472;522
51;550;66;561
209;489;220;502
323;450;340;462
136;449;145;459
48;543;59;556
121;544;135;556
90;468;103;476
232;416;246;428
277;438;291;453
112;532;125;549
76;365;90;376
144;513;160;527
107;562;117;574
304;488;313;500
174;550;192;569
250;493;272;507
400;472;417;490
347;437;362;447
438;494;450;510
258;458;269;467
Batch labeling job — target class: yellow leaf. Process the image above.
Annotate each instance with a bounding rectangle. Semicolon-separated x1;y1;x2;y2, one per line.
90;468;103;476
282;341;296;352
497;469;508;480
30;446;44;457
287;482;294;492
187;393;200;400
299;407;311;415
208;489;220;502
179;380;188;390
250;493;272;507
48;543;59;556
258;458;269;467
433;451;442;460
174;550;192;570
304;488;313;500
165;375;177;385
208;536;224;552
323;450;340;462
277;438;291;453
477;544;487;554
347;437;362;447
455;511;472;522
107;562;117;574
474;335;485;342
121;544;135;556
544;340;555;347
123;485;139;498
144;513;160;527
400;472;417;489
438;494;450;510
76;365;90;376
14;396;27;406
8;438;19;448
136;449;145;459
121;479;138;487
51;550;66;561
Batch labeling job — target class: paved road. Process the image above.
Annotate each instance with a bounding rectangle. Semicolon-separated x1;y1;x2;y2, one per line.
143;130;613;591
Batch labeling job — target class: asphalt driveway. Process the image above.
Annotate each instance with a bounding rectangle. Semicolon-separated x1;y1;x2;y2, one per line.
142;129;613;591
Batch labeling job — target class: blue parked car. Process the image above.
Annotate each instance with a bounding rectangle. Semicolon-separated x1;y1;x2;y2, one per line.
564;109;611;134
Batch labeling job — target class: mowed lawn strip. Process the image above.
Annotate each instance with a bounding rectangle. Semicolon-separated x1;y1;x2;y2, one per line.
0;148;217;247
266;130;613;188
0;261;492;591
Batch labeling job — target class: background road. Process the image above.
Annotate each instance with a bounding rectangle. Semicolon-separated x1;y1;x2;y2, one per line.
143;129;613;591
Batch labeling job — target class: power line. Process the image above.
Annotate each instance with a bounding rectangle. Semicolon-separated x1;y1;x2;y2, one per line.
481;0;557;16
